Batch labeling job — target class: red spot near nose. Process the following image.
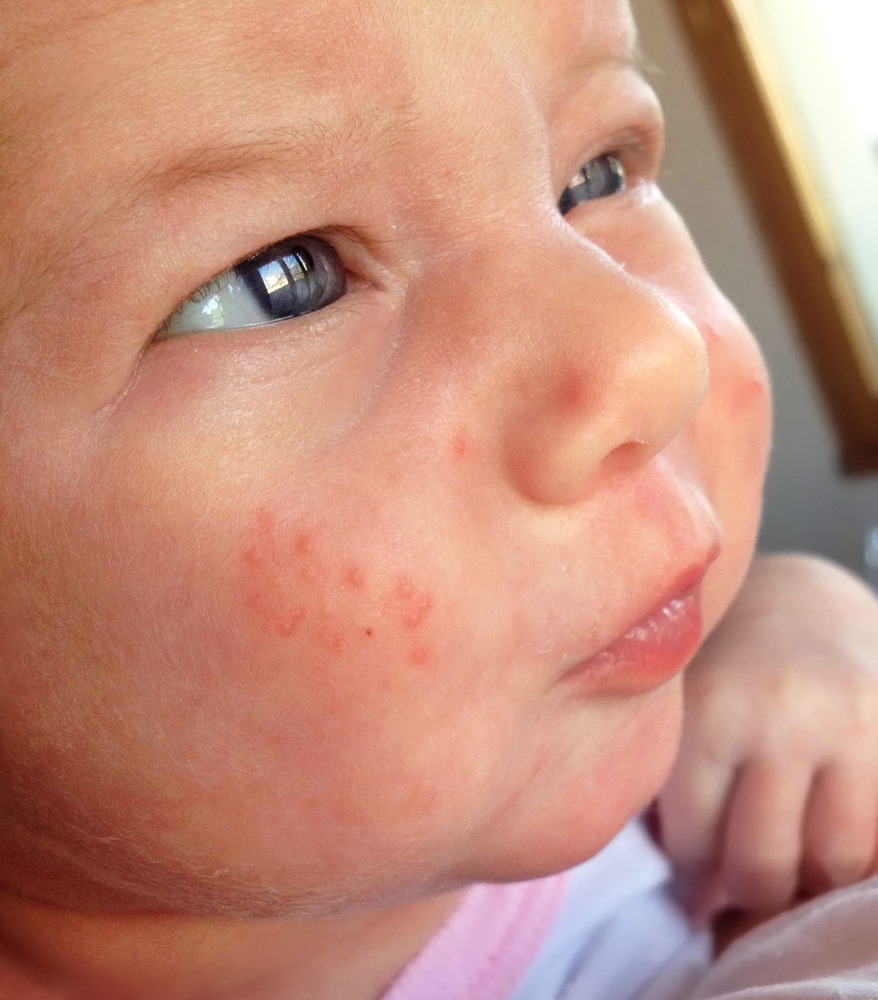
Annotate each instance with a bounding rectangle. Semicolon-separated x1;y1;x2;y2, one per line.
556;370;588;414
255;506;276;536
732;374;768;410
452;432;470;460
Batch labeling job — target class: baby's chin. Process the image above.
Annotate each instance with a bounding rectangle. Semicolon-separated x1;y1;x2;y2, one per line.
452;678;685;887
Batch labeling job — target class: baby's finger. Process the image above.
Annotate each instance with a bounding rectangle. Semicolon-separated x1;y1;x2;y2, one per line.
658;755;734;874
718;758;812;913
801;762;878;894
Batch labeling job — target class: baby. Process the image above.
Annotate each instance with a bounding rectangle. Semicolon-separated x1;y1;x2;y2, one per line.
2;0;878;997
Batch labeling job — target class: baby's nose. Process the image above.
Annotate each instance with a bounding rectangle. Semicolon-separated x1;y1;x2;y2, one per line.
488;233;708;505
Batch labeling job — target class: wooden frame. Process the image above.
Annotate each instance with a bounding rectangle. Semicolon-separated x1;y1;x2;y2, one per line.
672;0;878;473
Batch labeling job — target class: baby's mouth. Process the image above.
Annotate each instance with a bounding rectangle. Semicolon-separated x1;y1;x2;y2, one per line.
560;553;718;696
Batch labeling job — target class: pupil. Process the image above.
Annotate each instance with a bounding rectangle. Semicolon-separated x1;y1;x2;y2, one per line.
558;155;625;216
241;245;327;320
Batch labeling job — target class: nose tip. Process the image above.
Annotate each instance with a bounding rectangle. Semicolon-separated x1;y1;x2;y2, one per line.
503;283;708;506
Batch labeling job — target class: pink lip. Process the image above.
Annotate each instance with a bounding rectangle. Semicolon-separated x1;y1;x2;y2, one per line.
562;563;711;695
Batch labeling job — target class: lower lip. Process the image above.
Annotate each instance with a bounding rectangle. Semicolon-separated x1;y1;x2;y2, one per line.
564;591;703;695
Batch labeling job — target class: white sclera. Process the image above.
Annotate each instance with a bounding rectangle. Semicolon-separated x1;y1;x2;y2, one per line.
162;268;276;336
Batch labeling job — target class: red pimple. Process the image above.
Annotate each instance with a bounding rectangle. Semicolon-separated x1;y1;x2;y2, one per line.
316;617;347;654
408;643;431;667
732;374;768;409
293;533;314;558
452;432;470;460
403;594;433;629
275;604;306;637
556;370;588;413
364;627;374;638
395;576;434;629
343;565;366;590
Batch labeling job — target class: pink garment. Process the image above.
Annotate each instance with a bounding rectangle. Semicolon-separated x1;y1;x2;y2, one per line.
382;872;569;1000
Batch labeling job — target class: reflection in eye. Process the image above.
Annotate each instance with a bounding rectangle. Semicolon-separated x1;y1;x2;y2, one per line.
160;235;347;336
558;153;627;216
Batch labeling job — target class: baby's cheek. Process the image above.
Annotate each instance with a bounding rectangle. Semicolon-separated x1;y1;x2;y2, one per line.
224;503;491;835
686;316;771;631
236;505;439;671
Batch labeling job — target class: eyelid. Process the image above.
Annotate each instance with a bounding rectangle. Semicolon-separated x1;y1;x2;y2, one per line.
599;122;663;185
566;83;666;189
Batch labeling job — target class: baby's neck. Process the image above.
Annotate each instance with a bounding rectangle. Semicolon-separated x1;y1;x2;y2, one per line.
0;887;463;1000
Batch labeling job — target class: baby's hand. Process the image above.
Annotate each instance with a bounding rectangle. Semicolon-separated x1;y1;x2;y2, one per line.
657;554;878;921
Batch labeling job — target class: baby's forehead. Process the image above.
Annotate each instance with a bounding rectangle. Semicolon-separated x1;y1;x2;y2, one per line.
0;0;635;337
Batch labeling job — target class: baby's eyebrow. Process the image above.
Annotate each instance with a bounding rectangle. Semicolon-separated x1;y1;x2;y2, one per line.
564;43;649;83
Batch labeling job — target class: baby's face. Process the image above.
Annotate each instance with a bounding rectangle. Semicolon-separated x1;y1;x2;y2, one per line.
0;0;769;916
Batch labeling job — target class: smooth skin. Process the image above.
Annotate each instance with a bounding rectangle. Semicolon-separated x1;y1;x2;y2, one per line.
0;0;772;996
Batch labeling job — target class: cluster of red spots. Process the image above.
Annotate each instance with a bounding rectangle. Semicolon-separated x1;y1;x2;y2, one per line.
239;508;438;668
239;508;317;639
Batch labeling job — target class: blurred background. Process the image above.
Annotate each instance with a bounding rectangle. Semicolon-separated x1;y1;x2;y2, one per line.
635;0;878;576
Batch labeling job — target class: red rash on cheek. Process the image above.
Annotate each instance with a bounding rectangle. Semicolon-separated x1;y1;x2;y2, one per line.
237;507;439;669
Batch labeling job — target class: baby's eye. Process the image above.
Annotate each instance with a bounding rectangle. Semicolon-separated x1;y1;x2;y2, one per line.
558;153;627;216
160;235;346;337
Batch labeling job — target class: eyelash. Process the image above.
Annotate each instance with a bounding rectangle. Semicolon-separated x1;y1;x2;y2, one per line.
157;151;631;338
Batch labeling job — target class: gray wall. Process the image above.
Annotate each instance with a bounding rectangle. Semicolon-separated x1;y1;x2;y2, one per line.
634;0;878;575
